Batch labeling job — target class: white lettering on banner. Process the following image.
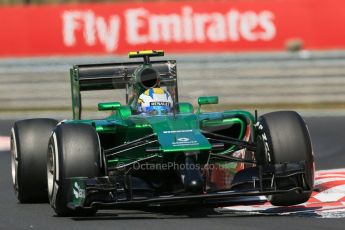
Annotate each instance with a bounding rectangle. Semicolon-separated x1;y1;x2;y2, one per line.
259;11;276;41
84;11;96;46
125;8;149;44
126;7;276;45
193;13;209;42
62;10;120;52
240;11;260;41
150;14;183;43
182;7;194;42
62;6;276;52
208;13;227;42
63;11;83;46
227;10;240;41
96;16;120;52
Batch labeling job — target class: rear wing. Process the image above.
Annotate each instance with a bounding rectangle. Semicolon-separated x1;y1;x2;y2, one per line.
70;60;177;119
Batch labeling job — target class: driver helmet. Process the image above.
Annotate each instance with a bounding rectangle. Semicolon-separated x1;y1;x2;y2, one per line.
137;88;173;115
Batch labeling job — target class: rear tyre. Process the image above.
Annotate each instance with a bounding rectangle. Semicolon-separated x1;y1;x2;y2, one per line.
47;123;101;216
256;111;314;206
11;118;58;203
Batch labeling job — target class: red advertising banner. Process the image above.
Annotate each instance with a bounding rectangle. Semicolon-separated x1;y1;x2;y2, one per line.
0;0;345;57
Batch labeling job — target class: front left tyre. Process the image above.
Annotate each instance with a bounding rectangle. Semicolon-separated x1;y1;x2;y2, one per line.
47;123;102;216
11;118;58;203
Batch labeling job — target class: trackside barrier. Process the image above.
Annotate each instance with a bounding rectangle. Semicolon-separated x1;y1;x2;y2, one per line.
1;52;345;119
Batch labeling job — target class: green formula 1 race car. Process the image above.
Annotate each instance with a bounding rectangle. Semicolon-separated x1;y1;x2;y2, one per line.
11;50;315;216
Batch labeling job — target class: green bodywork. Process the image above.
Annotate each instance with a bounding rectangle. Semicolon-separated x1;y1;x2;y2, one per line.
67;51;256;169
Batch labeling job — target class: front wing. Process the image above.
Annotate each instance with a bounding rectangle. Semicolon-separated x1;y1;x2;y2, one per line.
66;162;312;210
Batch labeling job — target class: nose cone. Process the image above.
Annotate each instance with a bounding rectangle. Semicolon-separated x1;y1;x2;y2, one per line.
181;154;204;193
145;114;212;153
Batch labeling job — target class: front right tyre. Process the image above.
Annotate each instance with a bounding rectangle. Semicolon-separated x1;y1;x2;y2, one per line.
256;111;314;206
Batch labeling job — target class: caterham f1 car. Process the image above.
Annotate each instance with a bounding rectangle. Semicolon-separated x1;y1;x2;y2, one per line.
11;50;314;216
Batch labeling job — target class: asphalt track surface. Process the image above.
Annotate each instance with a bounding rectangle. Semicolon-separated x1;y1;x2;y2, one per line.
1;117;345;230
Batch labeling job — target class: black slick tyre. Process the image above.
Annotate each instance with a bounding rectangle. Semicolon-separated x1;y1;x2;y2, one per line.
11;118;58;203
256;111;314;206
47;123;101;216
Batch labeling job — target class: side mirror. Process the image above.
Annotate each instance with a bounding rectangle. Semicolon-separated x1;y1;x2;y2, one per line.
98;102;121;111
198;96;218;105
197;96;218;114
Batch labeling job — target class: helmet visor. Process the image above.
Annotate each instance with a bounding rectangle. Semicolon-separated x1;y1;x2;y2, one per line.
145;105;171;115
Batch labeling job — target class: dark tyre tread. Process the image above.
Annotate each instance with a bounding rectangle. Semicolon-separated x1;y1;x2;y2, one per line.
257;111;314;206
48;123;101;216
11;118;58;203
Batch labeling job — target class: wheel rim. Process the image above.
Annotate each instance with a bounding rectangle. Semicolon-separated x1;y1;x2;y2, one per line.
10;131;18;196
47;144;55;200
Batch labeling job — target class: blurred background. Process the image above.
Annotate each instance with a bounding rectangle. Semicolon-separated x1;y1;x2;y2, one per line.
0;0;345;119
